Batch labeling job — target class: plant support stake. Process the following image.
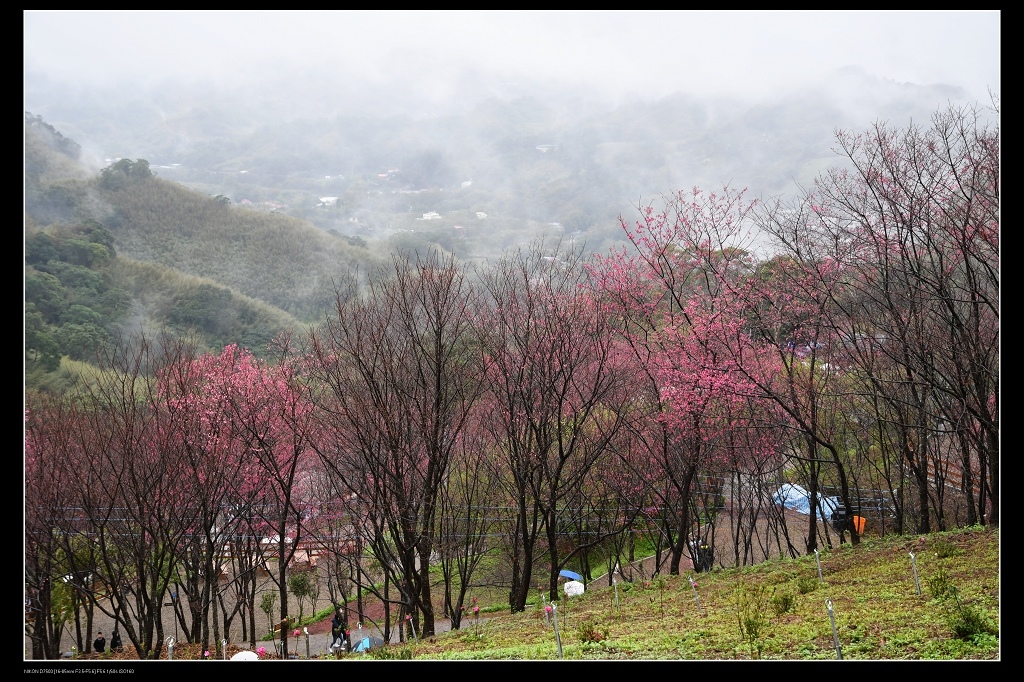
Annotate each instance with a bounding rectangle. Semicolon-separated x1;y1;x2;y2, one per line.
688;575;703;613
909;551;922;595
222;639;227;660
814;548;824;583
825;599;842;660
552;603;563;658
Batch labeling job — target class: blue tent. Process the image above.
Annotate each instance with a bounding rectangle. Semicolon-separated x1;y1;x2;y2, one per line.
559;569;583;581
773;484;839;520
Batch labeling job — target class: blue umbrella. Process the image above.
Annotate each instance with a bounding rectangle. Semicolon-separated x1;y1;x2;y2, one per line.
559;569;583;581
353;636;385;652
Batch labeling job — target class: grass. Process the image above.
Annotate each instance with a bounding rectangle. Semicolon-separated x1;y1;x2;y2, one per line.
398;526;999;660
65;527;998;661
256;604;337;642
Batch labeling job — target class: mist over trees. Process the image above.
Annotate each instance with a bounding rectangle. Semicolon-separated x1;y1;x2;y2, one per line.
25;94;997;660
26;65;980;262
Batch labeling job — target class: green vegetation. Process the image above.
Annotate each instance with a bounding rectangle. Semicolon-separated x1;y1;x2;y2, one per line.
796;575;820;595
259;592;277;638
25;116;340;391
734;583;773;659
288;570;316;625
393;527;997;660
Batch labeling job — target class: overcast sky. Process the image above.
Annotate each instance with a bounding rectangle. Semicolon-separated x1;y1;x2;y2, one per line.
25;10;1000;105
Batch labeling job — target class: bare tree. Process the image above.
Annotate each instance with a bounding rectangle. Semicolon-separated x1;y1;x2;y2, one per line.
307;248;482;637
475;238;628;610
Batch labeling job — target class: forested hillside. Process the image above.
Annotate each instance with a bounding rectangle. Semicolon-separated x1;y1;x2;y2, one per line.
25;114;385;392
95;159;378;319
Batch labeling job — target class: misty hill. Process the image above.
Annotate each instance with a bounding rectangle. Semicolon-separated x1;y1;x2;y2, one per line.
25;115;387;390
95;164;376;319
24;68;987;389
25;66;980;260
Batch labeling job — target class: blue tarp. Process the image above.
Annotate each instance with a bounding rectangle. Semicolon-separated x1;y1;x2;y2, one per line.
559;569;583;581
773;484;839;520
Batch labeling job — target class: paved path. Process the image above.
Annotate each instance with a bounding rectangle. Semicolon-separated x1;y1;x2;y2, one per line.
26;606;460;660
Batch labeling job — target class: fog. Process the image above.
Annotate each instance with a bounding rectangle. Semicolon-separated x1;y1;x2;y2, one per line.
26;11;999;111
23;11;1001;259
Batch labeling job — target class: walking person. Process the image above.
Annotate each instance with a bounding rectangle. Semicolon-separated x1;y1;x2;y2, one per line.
330;608;347;650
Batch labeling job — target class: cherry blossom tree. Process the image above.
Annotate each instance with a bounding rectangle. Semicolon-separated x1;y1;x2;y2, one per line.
593;189;792;566
155;343;274;651
40;335;199;659
603;186;867;556
435;410;504;629
25;395;87;659
765;102;999;531
208;341;317;658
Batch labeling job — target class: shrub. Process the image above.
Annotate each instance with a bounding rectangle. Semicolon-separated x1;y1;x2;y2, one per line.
941;586;998;641
576;617;608;644
796;576;819;595
734;584;773;659
932;538;960;558
369;645;414;660
771;592;796;617
927;567;955;601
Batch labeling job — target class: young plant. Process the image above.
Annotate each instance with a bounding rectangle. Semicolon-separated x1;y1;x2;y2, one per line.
771;592;796;617
936;583;998;641
927;567;955;601
796;576;818;595
259;592;278;637
576;617;607;644
734;584;773;659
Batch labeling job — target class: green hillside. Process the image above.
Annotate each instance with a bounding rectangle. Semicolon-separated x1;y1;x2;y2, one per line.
402;526;999;660
96;164;379;320
25;113;387;392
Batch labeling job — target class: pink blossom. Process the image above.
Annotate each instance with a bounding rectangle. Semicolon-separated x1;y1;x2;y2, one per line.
256;646;266;657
